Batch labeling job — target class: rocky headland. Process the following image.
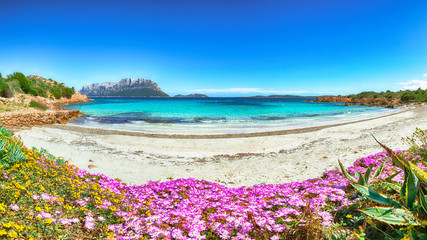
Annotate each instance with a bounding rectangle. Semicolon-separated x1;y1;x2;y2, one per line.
310;95;402;108
0;72;91;131
80;78;169;97
0;92;90;131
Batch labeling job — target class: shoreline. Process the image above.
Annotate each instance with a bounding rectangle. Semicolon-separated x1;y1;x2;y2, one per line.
16;104;427;187
52;106;408;139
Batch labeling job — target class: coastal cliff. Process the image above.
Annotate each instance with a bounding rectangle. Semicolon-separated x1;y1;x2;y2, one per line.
80;78;169;97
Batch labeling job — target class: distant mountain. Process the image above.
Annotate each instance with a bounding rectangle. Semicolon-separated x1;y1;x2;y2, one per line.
173;94;209;98
80;78;169;97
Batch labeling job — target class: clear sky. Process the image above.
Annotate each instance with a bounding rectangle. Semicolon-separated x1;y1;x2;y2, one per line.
1;0;426;96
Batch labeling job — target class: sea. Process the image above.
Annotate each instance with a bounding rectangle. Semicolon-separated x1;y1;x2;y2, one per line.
64;97;400;135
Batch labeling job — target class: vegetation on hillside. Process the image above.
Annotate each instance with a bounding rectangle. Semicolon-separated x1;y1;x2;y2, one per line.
0;123;426;238
347;88;427;102
0;72;75;99
29;101;48;111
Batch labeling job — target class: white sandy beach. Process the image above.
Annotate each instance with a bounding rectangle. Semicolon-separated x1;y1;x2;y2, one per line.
16;104;427;187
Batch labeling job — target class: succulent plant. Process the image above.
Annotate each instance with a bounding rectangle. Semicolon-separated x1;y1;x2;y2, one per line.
339;159;385;187
339;135;427;226
0;127;25;168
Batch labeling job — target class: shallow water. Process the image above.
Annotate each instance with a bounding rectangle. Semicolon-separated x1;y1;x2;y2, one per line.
64;97;400;134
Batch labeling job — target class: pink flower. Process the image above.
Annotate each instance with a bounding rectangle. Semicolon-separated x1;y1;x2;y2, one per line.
10;204;19;211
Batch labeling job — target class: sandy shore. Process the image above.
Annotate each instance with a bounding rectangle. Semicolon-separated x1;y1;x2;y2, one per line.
16;104;427;187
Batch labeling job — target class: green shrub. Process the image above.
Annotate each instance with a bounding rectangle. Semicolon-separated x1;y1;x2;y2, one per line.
7;72;32;94
49;88;62;99
401;93;416;102
61;87;75;99
29;100;48;110
29;88;39;96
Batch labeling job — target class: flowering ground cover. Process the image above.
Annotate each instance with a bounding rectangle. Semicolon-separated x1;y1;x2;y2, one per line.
0;126;426;239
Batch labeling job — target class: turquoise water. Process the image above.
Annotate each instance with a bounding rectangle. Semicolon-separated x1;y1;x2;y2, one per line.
65;97;398;134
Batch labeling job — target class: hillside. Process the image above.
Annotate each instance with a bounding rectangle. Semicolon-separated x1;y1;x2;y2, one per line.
0;72;76;100
80;78;169;97
0;72;89;110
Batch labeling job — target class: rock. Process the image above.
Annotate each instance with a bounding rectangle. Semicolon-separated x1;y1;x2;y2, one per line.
88;164;97;169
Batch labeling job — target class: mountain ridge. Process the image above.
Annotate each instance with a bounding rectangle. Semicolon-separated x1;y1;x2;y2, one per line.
80;78;169;97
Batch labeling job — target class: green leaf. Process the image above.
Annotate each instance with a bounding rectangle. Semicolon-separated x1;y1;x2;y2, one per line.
382;182;400;192
401;170;408;199
409;162;427;185
360;207;421;226
338;160;357;183
364;165;373;185
372;134;410;171
418;187;427;214
404;168;419;209
356;172;367;186
385;170;402;182
351;183;400;207
372;161;386;180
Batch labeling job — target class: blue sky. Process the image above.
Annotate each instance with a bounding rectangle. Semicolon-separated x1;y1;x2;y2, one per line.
0;0;426;96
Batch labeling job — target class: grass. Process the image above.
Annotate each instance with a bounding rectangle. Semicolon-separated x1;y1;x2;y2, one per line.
0;103;27;112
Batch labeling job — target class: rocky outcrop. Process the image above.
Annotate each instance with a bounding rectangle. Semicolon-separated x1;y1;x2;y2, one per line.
0;92;91;110
80;78;169;97
311;96;402;108
173;94;209;98
0;109;82;131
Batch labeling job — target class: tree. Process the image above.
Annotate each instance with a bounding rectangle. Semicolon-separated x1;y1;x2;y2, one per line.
8;72;32;94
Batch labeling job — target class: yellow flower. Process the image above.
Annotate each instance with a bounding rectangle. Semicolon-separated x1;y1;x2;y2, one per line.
8;230;17;238
3;221;13;228
35;206;42;212
0;229;6;236
346;214;352;218
44;218;53;224
110;206;117;212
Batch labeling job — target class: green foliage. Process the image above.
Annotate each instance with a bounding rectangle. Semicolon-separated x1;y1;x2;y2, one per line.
29;100;48;110
0;78;11;98
402;128;427;159
0;127;13;138
0;127;25;168
360;207;421;226
349;88;427;102
61;86;75;99
49;87;62;99
340;136;427;228
29;88;39;96
7;72;32;94
0;72;77;99
339;160;385;187
401;93;416;102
